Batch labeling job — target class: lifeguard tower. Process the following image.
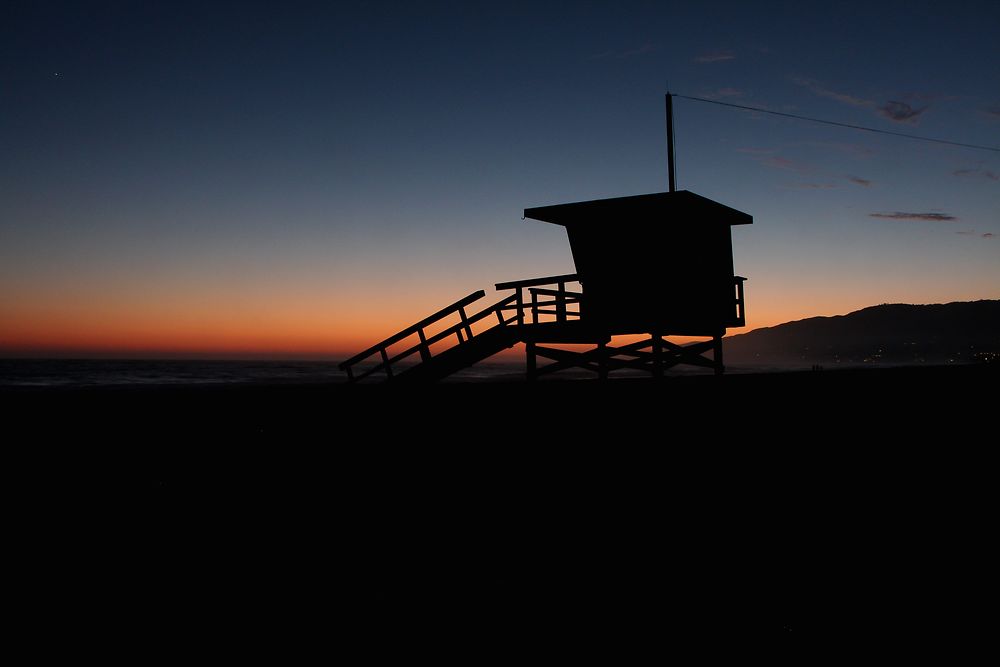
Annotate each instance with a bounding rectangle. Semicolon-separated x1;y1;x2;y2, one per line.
340;96;751;382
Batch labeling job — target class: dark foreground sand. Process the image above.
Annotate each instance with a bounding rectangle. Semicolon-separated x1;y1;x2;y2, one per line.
5;364;995;657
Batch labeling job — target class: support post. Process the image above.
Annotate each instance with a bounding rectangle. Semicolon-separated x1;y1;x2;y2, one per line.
652;333;664;379
666;93;676;193
713;334;724;375
598;341;608;380
526;341;537;381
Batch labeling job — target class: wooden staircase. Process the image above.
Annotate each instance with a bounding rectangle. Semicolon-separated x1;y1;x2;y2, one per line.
339;274;585;383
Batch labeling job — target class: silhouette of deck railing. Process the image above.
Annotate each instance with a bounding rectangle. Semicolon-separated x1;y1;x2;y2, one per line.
339;290;492;382
733;276;747;327
339;274;582;382
494;273;582;326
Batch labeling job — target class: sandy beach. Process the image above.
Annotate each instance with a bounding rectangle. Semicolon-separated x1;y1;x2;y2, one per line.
6;363;994;654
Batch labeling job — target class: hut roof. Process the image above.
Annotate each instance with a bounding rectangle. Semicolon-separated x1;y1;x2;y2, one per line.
523;190;752;227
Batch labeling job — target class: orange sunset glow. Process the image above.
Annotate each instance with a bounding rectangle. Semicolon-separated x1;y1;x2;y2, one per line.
2;2;997;363
3;271;984;359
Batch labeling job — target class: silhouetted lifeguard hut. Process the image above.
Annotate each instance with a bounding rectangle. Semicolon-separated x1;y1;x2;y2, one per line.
340;96;751;382
525;191;749;336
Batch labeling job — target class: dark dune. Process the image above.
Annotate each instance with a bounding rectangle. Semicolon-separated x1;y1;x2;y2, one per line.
6;363;994;655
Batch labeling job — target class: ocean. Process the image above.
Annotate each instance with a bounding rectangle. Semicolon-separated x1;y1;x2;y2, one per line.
0;358;529;388
0;359;346;388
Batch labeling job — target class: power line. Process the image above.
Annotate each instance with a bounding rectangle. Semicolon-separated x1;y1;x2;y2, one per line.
673;94;1000;153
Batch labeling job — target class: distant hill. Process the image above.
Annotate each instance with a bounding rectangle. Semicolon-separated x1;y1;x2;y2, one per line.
725;300;1000;367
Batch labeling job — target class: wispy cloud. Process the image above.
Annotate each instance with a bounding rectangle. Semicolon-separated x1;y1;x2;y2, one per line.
786;182;838;190
953;166;999;181
848;176;872;187
702;87;743;99
736;147;777;155
694;51;735;63
792;77;872;107
802;141;875;158
761;156;809;172
793;77;932;125
590;43;657;60
983;105;1000;120
878;100;926;124
956;230;995;238
984;232;996;238
870;211;957;222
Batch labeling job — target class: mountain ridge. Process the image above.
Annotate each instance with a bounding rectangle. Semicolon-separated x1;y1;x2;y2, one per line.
725;299;1000;366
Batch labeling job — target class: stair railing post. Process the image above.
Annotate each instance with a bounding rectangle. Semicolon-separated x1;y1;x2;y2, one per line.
460;306;473;340
556;281;566;323
380;347;393;379
515;287;524;326
531;289;538;324
417;328;432;363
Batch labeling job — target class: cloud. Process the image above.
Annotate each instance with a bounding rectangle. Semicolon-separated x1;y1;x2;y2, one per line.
761;156;809;172
981;105;1000;119
953;166;999;181
694;51;735;63
702;87;743;99
870;211;957;222
792;77;872;107
984;233;995;238
590;43;657;60
787;183;838;190
848;176;872;187
736;147;777;155
793;78;932;125
878;100;926;124
803;141;875;158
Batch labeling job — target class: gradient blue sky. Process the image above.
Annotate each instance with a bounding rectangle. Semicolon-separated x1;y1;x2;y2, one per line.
2;1;998;357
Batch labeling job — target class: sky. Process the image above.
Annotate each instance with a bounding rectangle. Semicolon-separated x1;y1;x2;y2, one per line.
2;0;998;359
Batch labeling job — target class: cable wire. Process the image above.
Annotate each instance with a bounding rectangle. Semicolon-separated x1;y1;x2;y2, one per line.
673;94;1000;153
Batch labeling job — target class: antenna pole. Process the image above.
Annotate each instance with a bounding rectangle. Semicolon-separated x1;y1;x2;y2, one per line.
666;92;676;192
